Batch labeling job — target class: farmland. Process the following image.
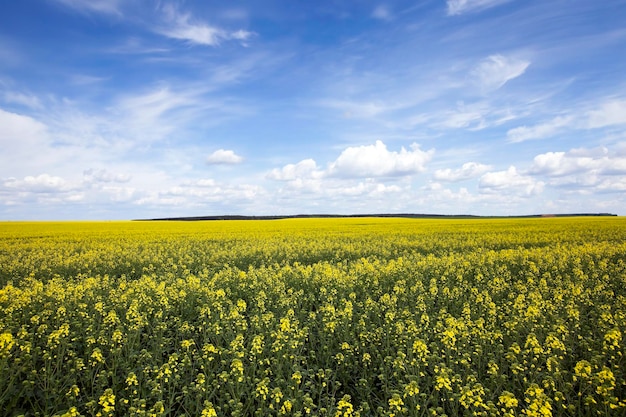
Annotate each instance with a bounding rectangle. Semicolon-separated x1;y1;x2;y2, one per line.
1;217;625;416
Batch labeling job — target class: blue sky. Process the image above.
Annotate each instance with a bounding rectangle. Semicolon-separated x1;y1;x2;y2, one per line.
1;0;626;219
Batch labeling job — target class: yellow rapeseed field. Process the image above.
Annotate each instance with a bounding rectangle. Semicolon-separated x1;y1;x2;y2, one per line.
0;217;625;416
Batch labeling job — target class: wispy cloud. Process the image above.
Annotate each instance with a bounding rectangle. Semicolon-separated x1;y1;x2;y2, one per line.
158;4;254;47
372;5;393;21
446;0;513;16
472;54;530;92
506;115;573;143
506;98;626;143
2;91;42;109
53;0;121;16
586;100;626;128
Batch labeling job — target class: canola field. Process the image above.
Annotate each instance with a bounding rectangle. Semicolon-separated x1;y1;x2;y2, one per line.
1;217;625;417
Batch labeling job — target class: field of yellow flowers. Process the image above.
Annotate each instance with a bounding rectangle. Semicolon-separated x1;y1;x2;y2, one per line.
1;217;625;417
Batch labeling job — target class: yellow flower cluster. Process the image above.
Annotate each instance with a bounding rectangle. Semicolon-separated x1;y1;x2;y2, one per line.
0;217;625;416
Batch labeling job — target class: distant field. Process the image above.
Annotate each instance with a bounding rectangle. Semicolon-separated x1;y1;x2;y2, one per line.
1;217;625;416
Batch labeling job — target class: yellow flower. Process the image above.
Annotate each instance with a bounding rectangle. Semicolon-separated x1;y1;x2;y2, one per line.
231;358;244;382
126;372;138;386
66;385;80;397
90;348;104;365
0;332;15;358
573;360;592;381
498;391;519;409
181;339;195;350
335;394;359;417
292;371;302;385
60;406;81;417
603;328;622;351
201;402;218;417
389;393;404;413
595;367;616;397
522;384;552;417
280;399;293;414
403;380;420;398
98;388;115;414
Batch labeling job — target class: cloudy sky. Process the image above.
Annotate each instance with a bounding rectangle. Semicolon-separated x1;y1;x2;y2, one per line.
1;0;626;219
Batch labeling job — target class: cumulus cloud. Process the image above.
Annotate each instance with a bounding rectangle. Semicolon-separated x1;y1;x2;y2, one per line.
433;162;492;182
206;149;244;165
479;166;544;196
447;0;512;16
159;5;254;46
267;141;433;182
328;140;434;178
530;146;626;177
83;168;131;184
194;179;217;187
507;115;573;143
473;55;530;91
3;174;72;193
266;159;322;181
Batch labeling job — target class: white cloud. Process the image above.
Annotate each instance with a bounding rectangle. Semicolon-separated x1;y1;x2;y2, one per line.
531;145;626;177
206;149;244;165
433;162;491;182
479;166;544;196
586;100;626;128
447;0;512;16
2;91;42;109
101;186;136;202
328;140;434;178
267;141;433;182
194;179;217;187
113;85;211;144
53;0;121;16
3;174;72;193
596;177;626;193
0;108;49;151
372;5;392;21
506;115;573;143
267;159;321;181
117;86;194;124
136;181;262;207
83;168;131;184
159;5;253;47
0;109;49;162
506;99;626;143
428;101;519;131
473;54;530;91
437;104;486;129
320;99;392;119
